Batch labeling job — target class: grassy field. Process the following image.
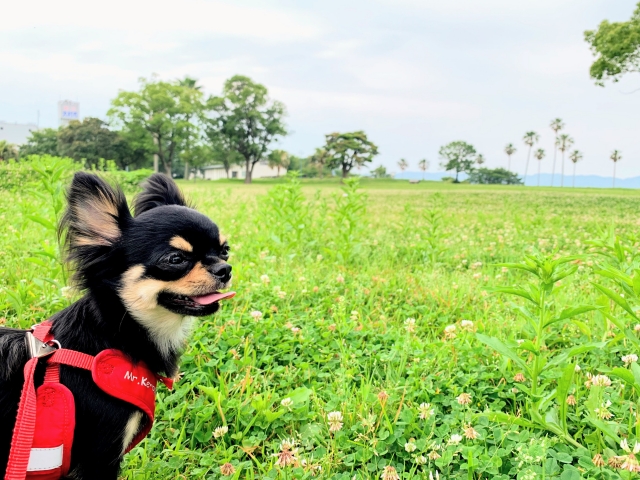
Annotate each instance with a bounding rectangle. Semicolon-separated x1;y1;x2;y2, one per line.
3;161;640;479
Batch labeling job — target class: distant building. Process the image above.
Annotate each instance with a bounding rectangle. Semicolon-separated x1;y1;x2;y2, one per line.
0;121;38;145
198;160;281;180
58;100;80;126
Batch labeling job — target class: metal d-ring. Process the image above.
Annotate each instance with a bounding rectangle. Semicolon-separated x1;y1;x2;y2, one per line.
24;332;58;359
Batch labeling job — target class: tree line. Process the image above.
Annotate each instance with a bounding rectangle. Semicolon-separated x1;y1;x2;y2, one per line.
0;75;384;184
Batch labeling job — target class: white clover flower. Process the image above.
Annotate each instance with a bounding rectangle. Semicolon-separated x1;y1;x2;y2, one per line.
621;439;640;454
404;439;417;452
327;411;343;432
622;354;639;365
444;325;456;333
429;471;440;480
213;425;228;438
456;393;472;405
281;398;293;409
336;274;345;283
460;320;474;330
448;434;463;445
414;455;427;465
250;310;263;320
574;364;581;372
404;318;416;333
277;290;287;299
635;324;640;332
590;375;612;387
418;402;434;420
260;274;270;284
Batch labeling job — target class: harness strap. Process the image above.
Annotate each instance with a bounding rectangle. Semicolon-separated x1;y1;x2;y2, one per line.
4;358;39;480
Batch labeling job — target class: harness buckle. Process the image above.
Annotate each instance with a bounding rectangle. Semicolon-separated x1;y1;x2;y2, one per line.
25;331;58;359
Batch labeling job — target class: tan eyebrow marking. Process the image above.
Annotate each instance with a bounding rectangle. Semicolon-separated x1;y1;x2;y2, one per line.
219;234;227;245
169;236;193;253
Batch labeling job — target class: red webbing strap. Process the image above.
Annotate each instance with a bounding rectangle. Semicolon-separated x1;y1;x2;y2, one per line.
48;350;94;371
4;358;39;480
32;323;53;343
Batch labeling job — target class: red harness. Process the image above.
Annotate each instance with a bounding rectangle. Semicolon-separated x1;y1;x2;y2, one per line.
4;322;173;480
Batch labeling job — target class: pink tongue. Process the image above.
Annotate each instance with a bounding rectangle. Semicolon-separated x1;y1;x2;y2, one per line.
191;291;236;305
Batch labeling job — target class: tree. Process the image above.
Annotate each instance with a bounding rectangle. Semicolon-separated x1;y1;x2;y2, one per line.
56;117;134;169
19;128;59;157
417;159;429;180
310;148;330;178
181;144;212;181
206;75;286;184
504;143;516;171
0;141;18;161
522;131;540;185
268;149;290;177
534;148;546;187
371;165;390;178
109;76;203;176
549;118;564;187
439;141;476;183
323;131;379;179
568;150;583;187
468;168;522;185
397;158;408;173
556;134;574;187
475;154;485;166
611;150;622;188
177;77;204;179
585;3;640;86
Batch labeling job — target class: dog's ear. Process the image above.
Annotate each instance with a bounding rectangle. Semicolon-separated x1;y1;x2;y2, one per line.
60;172;130;250
133;173;189;216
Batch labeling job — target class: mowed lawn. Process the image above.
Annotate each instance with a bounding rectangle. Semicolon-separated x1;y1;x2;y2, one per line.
3;174;640;479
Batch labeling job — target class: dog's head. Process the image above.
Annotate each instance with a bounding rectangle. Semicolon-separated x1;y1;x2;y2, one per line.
60;172;233;351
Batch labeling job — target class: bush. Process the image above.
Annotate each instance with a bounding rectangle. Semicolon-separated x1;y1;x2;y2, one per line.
469;167;522;185
0;156;152;194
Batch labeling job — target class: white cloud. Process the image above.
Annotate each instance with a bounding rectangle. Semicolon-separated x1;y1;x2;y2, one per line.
272;87;480;120
5;0;322;42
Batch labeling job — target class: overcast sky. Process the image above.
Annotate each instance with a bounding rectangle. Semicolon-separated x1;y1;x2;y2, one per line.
2;0;638;177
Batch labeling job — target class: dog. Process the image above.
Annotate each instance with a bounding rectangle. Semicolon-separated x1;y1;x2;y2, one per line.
0;172;233;479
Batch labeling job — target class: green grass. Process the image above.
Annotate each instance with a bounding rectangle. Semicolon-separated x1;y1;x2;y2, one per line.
4;161;640;479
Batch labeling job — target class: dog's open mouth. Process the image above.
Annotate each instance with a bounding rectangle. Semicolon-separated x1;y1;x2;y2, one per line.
158;290;236;315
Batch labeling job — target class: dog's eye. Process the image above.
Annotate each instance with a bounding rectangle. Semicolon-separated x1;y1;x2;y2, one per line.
220;245;230;260
168;253;185;265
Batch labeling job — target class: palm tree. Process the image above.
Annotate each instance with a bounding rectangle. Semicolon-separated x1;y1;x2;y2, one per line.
178;77;204;179
522;131;540;186
475;154;485;166
417;159;429;180
268;149;290;177
610;150;622;188
397;158;409;175
568;150;583;187
549;118;564;186
556;134;573;187
533;148;545;186
504;144;516;171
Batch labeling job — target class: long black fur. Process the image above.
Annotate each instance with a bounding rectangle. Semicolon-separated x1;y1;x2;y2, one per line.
0;172;231;479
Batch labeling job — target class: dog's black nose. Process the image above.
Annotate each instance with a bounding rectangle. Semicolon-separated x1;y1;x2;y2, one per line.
212;263;232;283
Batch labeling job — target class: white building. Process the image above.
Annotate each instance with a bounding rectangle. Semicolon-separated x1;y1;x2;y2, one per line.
0;121;38;145
199;160;282;180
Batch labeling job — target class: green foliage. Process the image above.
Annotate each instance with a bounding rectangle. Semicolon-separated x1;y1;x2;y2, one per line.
19;128;59;157
205;75;287;183
0;155;79;192
323;131;379;179
0;140;19;161
468;168;522;185
8;174;640;477
267;150;291;177
109;76;203;175
57;117;138;170
439;141;476;182
371;165;390;178
585;2;640;85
